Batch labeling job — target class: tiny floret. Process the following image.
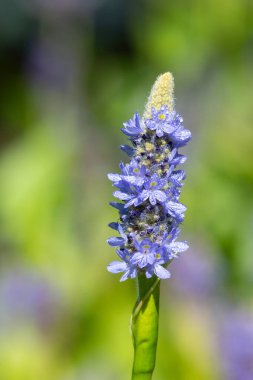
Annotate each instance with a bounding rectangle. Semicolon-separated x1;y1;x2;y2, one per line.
107;73;191;280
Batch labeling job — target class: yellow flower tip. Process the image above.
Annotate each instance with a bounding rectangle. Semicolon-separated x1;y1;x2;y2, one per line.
143;72;175;120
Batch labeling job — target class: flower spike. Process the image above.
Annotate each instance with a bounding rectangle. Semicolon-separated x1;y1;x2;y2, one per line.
107;72;191;281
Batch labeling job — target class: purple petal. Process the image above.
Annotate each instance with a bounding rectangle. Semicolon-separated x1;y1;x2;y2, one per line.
171;128;191;145
107;261;127;273
134;112;142;130
170;241;189;253
140;238;152;247
149;193;157;205
154;265;171;279
124;197;137;208
145;270;153;279
146;120;156;130
109;202;125;212
124;175;144;186
173;154;187;165
113;191;131;201
108;222;119;230
170;227;181;240
108;173;122;182
118;224;125;236
147;254;156;265
167;165;175;177
116;249;127;260
151;106;157;118
134;239;142;250
166;201;187;214
154;190;167;203
140;190;149;202
120;145;135;157
120;270;131;282
107;237;125;246
121;113;142;136
130;252;143;265
163;123;175;134
119;161;125;172
159;177;168;188
130;268;137;279
171;170;185;181
156;127;163;137
139;256;149;268
168;148;177;162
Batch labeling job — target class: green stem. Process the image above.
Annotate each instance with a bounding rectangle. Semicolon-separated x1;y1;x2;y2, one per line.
131;274;160;380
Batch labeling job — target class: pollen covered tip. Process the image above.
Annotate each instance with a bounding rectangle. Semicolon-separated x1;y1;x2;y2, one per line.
143;72;174;120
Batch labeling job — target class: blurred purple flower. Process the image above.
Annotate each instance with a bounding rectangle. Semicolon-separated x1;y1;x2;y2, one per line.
170;243;221;299
219;308;253;380
0;269;62;331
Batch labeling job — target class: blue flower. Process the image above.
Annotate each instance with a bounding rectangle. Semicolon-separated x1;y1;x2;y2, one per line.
121;160;147;187
107;249;137;282
138;174;167;206
107;101;191;281
161;233;189;261
170;126;191;146
121;113;143;137
219;309;253;380
168;148;187;166
145;106;176;137
169;170;186;187
126;159;147;177
130;239;158;268
107;224;128;247
108;160;147;189
164;201;187;221
145;262;171;280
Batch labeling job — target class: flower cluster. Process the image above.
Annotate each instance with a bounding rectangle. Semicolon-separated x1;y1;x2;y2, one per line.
107;105;191;281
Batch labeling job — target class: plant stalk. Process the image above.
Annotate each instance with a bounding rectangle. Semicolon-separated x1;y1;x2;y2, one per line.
131;274;160;380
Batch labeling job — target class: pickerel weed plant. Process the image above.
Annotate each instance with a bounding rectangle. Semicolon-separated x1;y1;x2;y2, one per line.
107;72;191;379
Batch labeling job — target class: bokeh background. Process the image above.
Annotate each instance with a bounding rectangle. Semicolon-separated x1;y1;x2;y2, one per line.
0;0;253;379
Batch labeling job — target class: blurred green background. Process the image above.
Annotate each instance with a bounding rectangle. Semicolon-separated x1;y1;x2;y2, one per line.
0;0;253;379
